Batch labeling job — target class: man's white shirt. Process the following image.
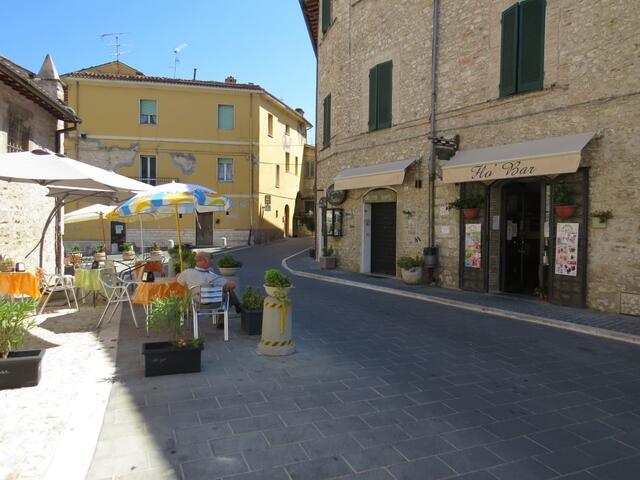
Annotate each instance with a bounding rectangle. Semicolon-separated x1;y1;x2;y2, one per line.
176;267;226;288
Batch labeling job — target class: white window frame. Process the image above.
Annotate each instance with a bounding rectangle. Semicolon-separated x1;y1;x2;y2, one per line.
217;104;235;130
139;99;157;125
217;158;234;182
140;155;157;185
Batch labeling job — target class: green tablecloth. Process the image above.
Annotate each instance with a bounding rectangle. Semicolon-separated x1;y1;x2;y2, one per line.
74;269;105;292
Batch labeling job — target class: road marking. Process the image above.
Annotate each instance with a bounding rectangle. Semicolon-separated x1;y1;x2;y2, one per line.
282;249;640;346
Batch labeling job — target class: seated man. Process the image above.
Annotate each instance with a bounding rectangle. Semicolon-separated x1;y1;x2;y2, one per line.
177;251;241;327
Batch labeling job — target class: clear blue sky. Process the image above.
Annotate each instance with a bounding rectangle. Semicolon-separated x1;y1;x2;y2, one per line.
0;0;317;139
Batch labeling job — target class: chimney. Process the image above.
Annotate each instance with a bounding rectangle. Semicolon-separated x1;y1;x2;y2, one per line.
225;75;237;84
35;54;64;102
193;68;197;80
295;108;305;116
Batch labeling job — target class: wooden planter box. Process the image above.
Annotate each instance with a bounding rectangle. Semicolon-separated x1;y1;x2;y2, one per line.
241;308;263;336
0;349;45;390
142;342;203;377
320;256;336;269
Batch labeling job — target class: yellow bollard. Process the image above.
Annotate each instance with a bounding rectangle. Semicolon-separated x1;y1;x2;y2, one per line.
257;293;295;356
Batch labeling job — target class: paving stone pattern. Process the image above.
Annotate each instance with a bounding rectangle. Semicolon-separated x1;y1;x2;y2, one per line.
87;238;640;479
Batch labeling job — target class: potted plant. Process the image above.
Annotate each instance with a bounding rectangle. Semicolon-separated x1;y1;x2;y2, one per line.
0;256;14;272
319;246;336;270
168;243;196;274
121;242;136;261
217;253;243;276
150;242;163;262
448;195;484;219
240;287;265;335
143;292;204;377
94;243;106;261
533;287;549;302
397;256;424;285
553;182;577;218
70;244;82;264
0;298;43;389
264;269;292;299
590;210;613;228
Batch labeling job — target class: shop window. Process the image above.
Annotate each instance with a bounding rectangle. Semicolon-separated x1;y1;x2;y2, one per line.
500;0;546;97
140;99;157;124
369;61;393;131
325;208;343;237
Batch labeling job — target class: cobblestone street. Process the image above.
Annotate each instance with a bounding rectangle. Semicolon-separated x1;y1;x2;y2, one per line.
87;238;640;480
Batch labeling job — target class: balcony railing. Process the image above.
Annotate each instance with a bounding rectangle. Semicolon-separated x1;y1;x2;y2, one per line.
130;177;179;186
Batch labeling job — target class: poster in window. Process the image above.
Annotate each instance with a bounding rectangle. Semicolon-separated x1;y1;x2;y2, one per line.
464;224;482;269
555;223;579;276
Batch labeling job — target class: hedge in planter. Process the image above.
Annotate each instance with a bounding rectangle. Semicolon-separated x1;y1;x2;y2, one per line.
217;253;243;276
241;287;265;335
0;298;43;390
144;292;204;377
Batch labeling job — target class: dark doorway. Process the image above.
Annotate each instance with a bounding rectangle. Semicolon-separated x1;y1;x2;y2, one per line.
501;181;541;294
371;202;396;275
110;221;126;248
284;205;290;237
196;212;213;246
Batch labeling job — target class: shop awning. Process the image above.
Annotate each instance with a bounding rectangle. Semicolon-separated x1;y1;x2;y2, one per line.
441;132;596;184
334;158;417;190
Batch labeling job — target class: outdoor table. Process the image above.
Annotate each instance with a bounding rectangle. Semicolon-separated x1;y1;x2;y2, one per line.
0;271;41;299
74;268;108;305
133;277;188;305
134;260;164;280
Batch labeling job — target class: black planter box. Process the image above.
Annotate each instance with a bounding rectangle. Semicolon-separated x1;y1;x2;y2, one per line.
142;342;203;377
0;349;45;390
241;308;263;336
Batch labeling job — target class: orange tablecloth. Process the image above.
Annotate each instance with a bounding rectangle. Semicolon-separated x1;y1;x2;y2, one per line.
0;272;41;298
133;261;164;280
133;278;188;305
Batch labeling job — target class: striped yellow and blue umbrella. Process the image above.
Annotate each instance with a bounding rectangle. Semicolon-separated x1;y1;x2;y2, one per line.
108;182;231;271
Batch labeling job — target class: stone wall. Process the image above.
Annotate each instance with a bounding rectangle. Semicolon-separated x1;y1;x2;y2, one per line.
0;83;58;272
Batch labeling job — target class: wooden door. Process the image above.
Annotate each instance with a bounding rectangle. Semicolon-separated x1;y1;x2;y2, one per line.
371;202;396;275
196;212;213;246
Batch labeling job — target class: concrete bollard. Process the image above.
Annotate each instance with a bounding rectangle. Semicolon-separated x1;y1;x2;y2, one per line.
257;289;295;356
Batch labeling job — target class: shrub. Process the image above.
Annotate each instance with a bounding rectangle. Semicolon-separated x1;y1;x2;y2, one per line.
146;292;202;348
397;256;424;269
264;269;291;287
242;287;265;310
553;182;574;205
591;210;613;222
120;242;134;252
322;246;334;257
0;298;37;358
217;253;243;268
95;242;105;253
448;195;483;210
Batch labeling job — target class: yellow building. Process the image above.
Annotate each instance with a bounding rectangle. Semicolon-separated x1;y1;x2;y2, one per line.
62;61;312;251
293;143;316;237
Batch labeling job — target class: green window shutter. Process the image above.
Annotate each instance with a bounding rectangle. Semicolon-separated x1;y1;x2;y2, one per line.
368;66;378;131
377;61;393;129
322;94;331;147
218;105;234;129
518;0;545;92
322;0;331;33
499;4;519;97
140;99;156;115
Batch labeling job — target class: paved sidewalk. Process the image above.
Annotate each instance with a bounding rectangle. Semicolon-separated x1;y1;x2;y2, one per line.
286;251;640;342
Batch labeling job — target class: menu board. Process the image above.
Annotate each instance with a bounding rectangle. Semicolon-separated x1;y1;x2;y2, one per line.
555;223;579;276
464;224;482;269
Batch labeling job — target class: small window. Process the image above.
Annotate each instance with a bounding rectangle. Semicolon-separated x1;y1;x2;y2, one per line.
268;113;274;137
217;158;234;182
285;124;290;136
140;155;157;185
140;99;157;124
304;160;315;178
276;164;280;188
294;156;299;176
217;105;234;129
7;111;29;152
369;61;392;131
285;152;290;173
322;94;331;147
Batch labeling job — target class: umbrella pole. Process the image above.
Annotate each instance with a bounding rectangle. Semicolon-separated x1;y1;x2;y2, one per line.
174;206;183;272
139;216;144;257
100;213;108;258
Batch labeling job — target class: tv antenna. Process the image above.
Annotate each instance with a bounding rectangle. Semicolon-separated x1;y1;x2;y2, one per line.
100;32;131;70
172;43;188;78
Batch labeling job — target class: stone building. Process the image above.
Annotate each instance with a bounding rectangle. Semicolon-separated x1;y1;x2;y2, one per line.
0;54;80;272
300;0;640;315
293;143;317;237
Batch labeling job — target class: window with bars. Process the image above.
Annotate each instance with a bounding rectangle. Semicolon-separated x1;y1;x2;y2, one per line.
217;158;234;182
7;112;29;153
140;99;157;124
140;155;157;185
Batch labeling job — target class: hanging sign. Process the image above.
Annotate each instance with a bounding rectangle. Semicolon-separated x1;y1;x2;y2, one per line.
464;224;482;269
555;223;579;276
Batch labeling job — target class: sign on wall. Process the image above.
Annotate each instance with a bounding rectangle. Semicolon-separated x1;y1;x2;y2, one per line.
464;224;482;269
555;223;579;276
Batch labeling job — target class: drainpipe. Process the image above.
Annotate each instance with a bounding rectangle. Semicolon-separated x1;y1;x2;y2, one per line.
314;50;320;259
428;0;440;249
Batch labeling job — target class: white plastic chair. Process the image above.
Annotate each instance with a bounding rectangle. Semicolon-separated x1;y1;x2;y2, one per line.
96;268;138;329
38;272;79;314
190;284;229;341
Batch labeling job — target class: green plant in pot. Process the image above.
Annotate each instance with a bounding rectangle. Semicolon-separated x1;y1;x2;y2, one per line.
553;182;577;218
319;245;336;270
217;253;243;276
0;298;43;389
168;243;196;274
94;242;106;261
150;242;164;262
397;256;424;285
121;242;135;261
240;287;265;335
264;268;292;302
590;209;613;228
448;195;484;219
143;291;204;377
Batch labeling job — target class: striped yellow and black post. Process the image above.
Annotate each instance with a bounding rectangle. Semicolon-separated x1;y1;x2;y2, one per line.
257;294;295;356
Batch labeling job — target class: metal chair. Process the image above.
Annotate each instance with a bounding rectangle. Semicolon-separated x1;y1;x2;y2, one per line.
190;284;229;341
38;272;79;314
96;267;138;329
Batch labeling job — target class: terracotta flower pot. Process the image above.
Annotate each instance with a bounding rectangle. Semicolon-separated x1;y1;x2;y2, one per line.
462;208;480;219
554;205;577;219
